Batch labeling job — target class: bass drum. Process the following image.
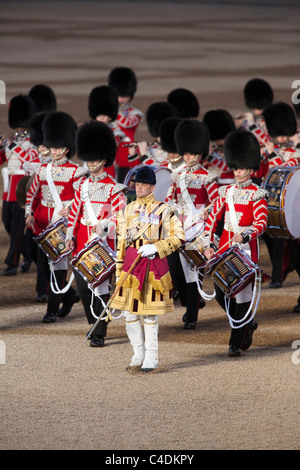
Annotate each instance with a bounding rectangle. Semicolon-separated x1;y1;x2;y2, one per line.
262;166;300;238
124;164;172;202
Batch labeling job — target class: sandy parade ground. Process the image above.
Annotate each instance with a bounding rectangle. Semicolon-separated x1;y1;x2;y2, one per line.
1;0;300;454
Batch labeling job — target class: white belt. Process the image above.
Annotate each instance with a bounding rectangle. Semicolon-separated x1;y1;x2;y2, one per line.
9;170;26;175
224;224;251;232
41;199;55;208
81;217;94;226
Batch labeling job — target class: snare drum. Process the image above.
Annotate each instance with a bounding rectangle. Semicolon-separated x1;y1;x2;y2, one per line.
70;239;116;290
262;166;300;238
35;218;72;264
124;164;172;202
206;246;260;297
180;233;219;271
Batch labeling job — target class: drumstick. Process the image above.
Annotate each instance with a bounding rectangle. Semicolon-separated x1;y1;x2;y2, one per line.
213;227;247;256
86;214;105;244
187;203;214;225
64;199;74;209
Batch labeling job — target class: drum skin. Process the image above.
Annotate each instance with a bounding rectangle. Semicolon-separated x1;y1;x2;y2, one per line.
70;239;116;290
35;218;72;264
262;166;300;239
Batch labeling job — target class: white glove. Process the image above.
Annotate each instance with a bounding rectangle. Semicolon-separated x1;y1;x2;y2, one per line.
138;244;158;259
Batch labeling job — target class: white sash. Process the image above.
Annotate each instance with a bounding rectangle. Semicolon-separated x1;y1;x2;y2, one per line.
227;185;240;233
81;178;98;226
46;163;74;291
46;163;63;222
1;167;9;193
179;171;204;239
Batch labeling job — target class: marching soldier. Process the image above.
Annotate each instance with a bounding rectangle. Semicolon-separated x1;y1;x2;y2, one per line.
29;83;57;114
25;111;86;323
236;78;273;144
262;102;300;297
110;166;185;372
158;117;187;305
0;94;38;276
165;119;219;329
127;101;176;167
235;78;274;185
65;121;127;347
88;85;130;179
108;66;144;182
22;112;52;300
167;87;200;119
203;129;268;357
202;108;236;187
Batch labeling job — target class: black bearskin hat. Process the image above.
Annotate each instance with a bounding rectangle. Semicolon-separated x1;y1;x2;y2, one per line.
131;166;156;185
29;112;49;147
76;121;116;167
174;119;210;157
167;88;199;118
29;84;57;113
146;102;177;137
88;86;118;121
42;111;77;158
108;67;137;98
203;109;235;141
224;129;261;171
8;94;37;129
159;117;182;153
244;78;273;110
263;102;297;137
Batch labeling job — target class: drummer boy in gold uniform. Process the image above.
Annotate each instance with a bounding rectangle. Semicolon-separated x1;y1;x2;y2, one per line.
110;166;185;372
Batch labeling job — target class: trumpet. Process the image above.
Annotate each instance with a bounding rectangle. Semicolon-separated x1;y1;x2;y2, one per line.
123;140;158;148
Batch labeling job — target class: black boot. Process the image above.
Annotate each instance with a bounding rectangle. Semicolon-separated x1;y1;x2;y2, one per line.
229;302;256;352
42;312;57;323
183;282;206;329
58;291;81;317
90;334;105;347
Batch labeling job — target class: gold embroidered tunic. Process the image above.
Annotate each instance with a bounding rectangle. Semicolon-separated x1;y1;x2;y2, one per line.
111;192;185;315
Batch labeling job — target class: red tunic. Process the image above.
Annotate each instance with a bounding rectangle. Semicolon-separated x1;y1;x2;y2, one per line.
66;172;126;254
165;163;219;221
114;103;143;168
204;180;268;263
202;149;234;186
25;157;88;235
0;133;38;202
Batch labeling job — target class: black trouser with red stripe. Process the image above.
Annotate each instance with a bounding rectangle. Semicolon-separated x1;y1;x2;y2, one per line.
37;247;77;314
2;201;25;268
73;269;108;337
214;284;254;350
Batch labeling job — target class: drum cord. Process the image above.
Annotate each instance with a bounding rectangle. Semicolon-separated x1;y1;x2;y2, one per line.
49;263;75;294
224;269;262;329
89;287;123;321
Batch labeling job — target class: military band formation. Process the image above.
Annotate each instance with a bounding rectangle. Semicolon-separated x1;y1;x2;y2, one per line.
1;68;300;372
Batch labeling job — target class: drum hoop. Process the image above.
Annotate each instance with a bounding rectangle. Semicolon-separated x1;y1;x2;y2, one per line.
35;217;71;264
70;239;116;289
207;245;259;297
